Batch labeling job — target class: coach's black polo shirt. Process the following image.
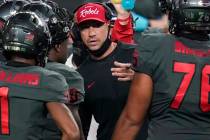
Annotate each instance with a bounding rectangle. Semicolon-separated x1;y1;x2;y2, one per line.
77;42;139;140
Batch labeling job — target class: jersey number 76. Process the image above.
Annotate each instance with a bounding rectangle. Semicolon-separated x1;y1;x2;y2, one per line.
170;61;210;112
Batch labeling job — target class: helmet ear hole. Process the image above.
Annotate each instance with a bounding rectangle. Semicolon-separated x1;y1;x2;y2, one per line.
31;16;38;24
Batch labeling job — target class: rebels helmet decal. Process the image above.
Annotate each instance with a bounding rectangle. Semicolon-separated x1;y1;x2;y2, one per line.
24;32;35;46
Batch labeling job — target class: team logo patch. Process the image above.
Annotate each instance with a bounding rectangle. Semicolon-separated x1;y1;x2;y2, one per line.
24;32;34;45
80;6;99;18
64;88;84;104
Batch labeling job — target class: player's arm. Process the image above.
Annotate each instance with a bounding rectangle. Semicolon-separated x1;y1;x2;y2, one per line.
112;73;153;140
68;105;85;140
46;102;80;140
111;0;134;44
111;0;130;24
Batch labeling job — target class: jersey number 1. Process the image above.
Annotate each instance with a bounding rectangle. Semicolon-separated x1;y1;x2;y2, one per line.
170;62;210;112
0;87;9;135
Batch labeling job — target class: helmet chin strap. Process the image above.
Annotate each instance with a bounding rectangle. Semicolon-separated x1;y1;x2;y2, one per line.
86;27;112;58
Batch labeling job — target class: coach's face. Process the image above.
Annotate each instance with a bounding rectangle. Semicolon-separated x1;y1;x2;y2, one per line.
79;20;110;51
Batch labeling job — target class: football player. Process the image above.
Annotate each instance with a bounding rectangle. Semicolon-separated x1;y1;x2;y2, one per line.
22;1;85;140
112;0;210;139
0;12;79;140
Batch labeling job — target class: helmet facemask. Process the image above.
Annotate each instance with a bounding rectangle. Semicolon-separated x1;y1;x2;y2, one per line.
169;0;210;34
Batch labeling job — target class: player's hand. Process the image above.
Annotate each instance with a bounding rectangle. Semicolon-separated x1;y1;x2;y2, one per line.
111;0;122;4
111;61;134;81
110;0;130;24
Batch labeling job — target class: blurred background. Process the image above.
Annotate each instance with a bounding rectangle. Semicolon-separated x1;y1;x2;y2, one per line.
0;0;162;18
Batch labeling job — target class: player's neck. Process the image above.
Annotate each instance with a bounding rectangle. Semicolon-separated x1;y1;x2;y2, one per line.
10;56;36;65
